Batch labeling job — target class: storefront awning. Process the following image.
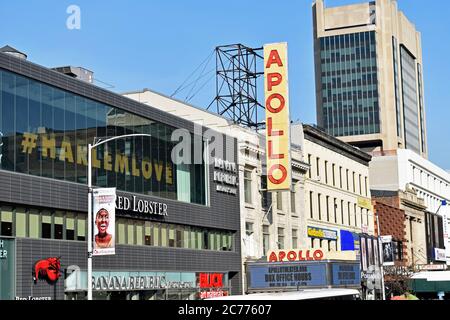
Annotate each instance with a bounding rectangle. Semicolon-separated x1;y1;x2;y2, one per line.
409;271;450;293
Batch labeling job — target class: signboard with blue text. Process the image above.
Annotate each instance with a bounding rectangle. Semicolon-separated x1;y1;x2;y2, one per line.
248;262;328;290
331;263;361;286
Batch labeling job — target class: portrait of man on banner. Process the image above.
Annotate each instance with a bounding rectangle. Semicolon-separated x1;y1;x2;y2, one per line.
381;236;394;266
93;188;116;256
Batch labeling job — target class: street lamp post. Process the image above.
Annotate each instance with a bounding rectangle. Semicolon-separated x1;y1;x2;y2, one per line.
87;133;151;300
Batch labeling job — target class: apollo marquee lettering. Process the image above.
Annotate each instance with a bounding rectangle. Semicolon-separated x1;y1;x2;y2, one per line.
116;195;168;216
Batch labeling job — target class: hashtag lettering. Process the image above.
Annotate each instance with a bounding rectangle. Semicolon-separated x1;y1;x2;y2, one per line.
21;133;38;154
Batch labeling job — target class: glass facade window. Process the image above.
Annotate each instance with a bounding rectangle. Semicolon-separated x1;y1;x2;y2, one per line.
0;69;207;205
66;213;75;240
15;208;26;238
400;47;420;153
417;63;426;153
319;31;380;136
0;207;13;236
392;37;402;138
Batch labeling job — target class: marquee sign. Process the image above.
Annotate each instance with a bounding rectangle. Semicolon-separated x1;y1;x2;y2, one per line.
264;42;291;191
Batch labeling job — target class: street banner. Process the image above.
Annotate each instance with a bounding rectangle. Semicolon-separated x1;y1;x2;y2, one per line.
93;188;116;256
380;235;394;266
264;42;291;191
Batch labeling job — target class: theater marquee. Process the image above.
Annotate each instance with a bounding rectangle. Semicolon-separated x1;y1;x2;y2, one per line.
264;42;291;191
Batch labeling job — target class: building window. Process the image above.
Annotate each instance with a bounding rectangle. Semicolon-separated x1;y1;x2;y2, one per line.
277;227;285;249
346;169;350;191
353;172;356;193
339;167;343;189
309;191;314;219
263;225;270;255
348;202;351;226
41;212;52;239
77;215;86;241
291;190;296;214
246;222;254;236
244;169;253;204
326;196;330;221
0;207;13;236
359;174;362;195
354;204;358;227
66;213;75;240
325;161;328;184
308;154;312;178
54;212;64;240
277;192;283;211
168;225;176;247
365;177;368;197
145;221;152;246
318;194;322;220
332;164;336;186
340;200;344;225
334;198;337;223
15;208;26;238
292;229;298;249
316;157;320;178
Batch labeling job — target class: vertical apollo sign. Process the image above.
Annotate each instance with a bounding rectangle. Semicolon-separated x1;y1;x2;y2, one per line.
264;43;291;191
93;188;116;256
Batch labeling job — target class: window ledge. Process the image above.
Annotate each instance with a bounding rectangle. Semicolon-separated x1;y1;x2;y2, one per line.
245;203;256;209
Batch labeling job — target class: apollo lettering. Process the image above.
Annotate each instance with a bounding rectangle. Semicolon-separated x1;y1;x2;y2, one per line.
268;249;325;262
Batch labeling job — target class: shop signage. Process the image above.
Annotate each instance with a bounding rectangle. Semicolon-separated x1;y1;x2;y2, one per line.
361;266;382;290
93;188;116;256
199;290;228;299
307;226;338;240
213;158;238;195
434;248;447;262
66;270;197;292
248;262;328;289
331;263;361;286
116;194;168;216
358;197;372;210
416;264;447;271
0;240;7;259
92;274;195;291
33;257;61;284
264;42;291;191
267;249;357;262
199;273;224;288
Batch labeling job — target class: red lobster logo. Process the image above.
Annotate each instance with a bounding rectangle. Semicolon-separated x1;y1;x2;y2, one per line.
33;257;61;284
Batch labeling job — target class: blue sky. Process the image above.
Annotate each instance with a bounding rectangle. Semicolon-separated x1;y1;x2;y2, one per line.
1;0;449;169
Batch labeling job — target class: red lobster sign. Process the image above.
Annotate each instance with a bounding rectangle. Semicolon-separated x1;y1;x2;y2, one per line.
33;257;61;284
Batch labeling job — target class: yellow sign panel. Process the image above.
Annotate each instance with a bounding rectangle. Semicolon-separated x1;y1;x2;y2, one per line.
264;42;291;191
358;197;372;210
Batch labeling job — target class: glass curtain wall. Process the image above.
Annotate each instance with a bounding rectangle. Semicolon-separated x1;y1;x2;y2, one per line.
0;69;206;205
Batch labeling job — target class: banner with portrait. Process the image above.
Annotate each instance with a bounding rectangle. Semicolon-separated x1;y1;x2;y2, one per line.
381;235;394;266
92;188;116;256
